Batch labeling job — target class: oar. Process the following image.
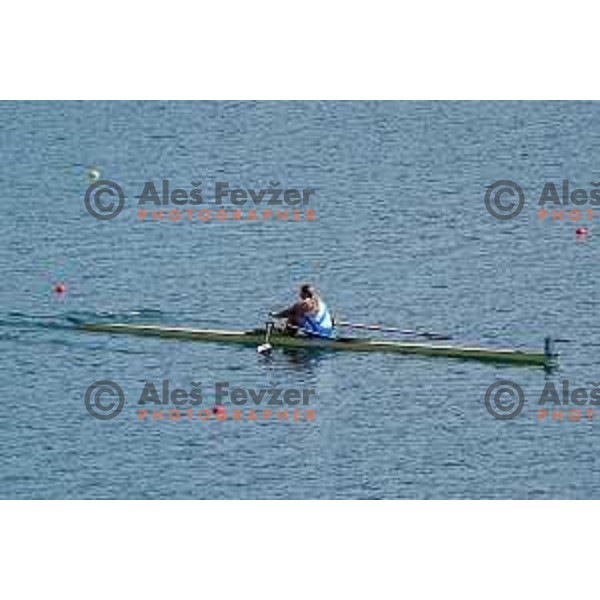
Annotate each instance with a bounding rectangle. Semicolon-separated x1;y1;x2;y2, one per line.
257;321;274;354
337;321;452;341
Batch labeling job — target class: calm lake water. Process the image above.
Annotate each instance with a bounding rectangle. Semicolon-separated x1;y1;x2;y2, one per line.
1;101;600;498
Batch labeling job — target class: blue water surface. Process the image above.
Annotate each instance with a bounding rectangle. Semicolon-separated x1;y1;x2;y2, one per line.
1;101;599;498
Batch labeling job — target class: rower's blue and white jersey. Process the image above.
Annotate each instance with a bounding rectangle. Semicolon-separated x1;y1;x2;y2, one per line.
301;299;334;338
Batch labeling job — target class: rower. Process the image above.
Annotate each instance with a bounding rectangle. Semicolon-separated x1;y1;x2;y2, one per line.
271;284;335;338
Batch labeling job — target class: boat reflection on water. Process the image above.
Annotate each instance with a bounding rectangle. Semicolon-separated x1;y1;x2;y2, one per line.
260;345;331;375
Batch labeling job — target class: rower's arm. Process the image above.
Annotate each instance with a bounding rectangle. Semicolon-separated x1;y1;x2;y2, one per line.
271;307;291;319
272;300;308;319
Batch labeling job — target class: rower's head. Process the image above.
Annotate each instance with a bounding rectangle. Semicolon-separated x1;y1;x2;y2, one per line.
300;284;315;300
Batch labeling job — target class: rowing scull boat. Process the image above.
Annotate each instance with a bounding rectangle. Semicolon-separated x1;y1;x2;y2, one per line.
78;322;558;367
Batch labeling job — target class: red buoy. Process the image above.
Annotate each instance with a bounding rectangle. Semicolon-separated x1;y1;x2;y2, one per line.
212;405;226;420
575;227;588;236
53;282;66;294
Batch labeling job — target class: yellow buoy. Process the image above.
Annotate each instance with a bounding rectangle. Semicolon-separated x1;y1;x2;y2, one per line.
87;167;100;182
